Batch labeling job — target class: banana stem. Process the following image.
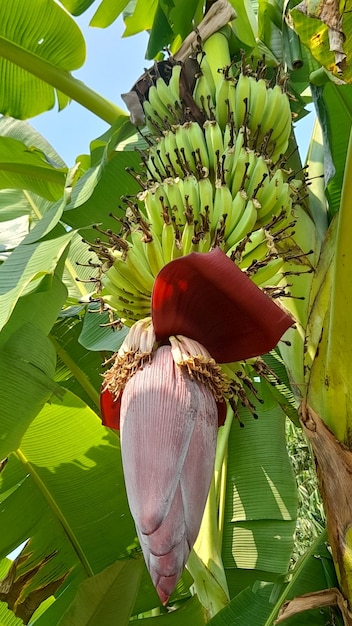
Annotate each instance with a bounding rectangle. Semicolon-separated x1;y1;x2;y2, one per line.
323;128;352;441
187;407;233;617
0;36;126;125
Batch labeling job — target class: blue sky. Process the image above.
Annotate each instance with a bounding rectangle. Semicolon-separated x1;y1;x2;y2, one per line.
30;10;314;166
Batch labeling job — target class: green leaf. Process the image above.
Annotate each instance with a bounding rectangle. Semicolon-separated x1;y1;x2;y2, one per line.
0;274;67;458
132;596;206;625
0;226;72;331
0;216;29;262
0;390;136;623
0;602;24;626
58;559;143;626
223;394;297;596
314;83;352;217
0;190;34;223
50;315;102;411
63;148;140;231
90;0;131;28
0;136;66;201
146;3;174;60
58;0;96;16
123;0;158;37
79;305;129;352
0;117;66;168
230;0;257;49
0;0;85;119
62;232;100;305
209;533;338;625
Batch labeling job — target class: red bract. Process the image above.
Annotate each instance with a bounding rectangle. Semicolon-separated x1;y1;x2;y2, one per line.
100;388;121;430
152;248;293;363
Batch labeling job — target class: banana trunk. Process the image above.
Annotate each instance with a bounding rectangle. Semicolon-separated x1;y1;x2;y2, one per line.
305;129;352;606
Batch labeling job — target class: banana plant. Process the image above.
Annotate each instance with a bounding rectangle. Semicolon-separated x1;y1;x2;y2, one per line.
0;0;351;624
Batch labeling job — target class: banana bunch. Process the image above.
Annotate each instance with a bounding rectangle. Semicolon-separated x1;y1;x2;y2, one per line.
90;30;305;328
143;64;183;134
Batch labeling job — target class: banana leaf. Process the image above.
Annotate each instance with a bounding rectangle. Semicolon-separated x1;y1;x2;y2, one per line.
222;386;297;598
0;0;85;119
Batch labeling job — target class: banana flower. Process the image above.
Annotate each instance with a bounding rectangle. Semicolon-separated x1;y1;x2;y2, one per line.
100;248;293;605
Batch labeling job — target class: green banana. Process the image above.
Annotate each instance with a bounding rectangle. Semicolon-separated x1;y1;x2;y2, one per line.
142;227;165;277
233;72;251;130
174;124;196;174
193;54;216;118
185;121;210;172
223;189;248;243
250;256;285;287
225;198;257;249
182;174;200;221
167;64;182;103
203;119;224;175
248;77;268;137
212;183;233;234
180;219;196;255
147;84;173;127
198;176;214;215
202;31;231;89
141;184;167;236
105;259;148;298
159;130;183;178
215;76;232;131
161;219;176;265
245;154;270;198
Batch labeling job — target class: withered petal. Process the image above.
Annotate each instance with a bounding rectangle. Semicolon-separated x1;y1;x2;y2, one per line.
100;388;121;430
152;248;293;363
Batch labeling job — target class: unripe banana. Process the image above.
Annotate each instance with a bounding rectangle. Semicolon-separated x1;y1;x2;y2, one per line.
230;147;250;196
180;219;196;255
238;239;271;270
198;176;214;215
225;198;257;249
110;251;154;295
198;228;212;253
142;99;162;135
142;228;165;277
161;127;184;177
140;184;167;236
105;259;149;298
215;76;232;131
167;64;182;103
256;168;284;219
245;154;270;198
155;75;181;124
182;174;200;221
223;189;248;242
212;183;233;233
202;31;231;89
193;55;216;118
162;177;184;226
250;256;285;287
258;180;291;224
102;277;150;310
145;140;168;180
174;124;195;174
248;77;268;137
185;121;210;172
161;220;176;265
203;119;224;174
147;85;173;127
233;72;251;130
